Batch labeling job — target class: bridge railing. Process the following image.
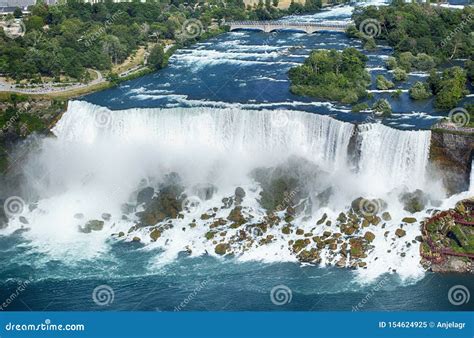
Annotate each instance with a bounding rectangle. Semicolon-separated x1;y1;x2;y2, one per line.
226;21;350;28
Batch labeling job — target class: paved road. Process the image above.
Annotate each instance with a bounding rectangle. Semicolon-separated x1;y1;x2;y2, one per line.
0;69;105;94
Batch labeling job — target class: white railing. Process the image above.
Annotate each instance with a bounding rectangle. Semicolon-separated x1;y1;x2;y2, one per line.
227;21;350;29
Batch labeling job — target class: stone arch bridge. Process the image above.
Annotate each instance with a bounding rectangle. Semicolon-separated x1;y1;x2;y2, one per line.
227;21;350;34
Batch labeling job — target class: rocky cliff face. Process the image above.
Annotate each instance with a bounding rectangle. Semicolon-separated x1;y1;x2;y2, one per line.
429;128;474;195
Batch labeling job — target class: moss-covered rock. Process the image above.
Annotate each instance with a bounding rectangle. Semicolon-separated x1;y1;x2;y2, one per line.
150;228;161;241
316;213;328;225
79;220;104;233
349;238;366;258
402;217;417;224
381;211;392;221
234;187;246;205
205;231;216;240
227;206;246;225
400;190;428;213
364;231;375;243
292;239;310;253
137;179;184;226
297;248;321;263
215;243;229;255
395;228;406;237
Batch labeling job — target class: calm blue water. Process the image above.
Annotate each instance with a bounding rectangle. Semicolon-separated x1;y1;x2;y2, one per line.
1;4;473;312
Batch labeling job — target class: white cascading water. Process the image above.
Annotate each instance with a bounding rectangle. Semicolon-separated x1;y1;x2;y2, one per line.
470;160;474;192
3;101;444;281
357;124;432;195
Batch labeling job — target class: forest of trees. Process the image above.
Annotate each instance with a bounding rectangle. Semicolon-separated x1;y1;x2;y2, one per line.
288;48;370;104
350;2;473;110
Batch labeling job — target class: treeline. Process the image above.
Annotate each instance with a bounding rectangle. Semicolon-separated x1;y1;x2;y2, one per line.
350;2;472;110
351;2;473;61
288;48;370;104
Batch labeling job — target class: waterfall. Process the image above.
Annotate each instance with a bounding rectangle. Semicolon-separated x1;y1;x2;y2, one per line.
357;124;431;192
470;160;474;193
5;98;437;281
53;101;355;171
50;101;433;194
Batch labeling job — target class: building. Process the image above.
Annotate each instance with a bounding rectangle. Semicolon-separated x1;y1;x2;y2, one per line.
0;0;35;8
243;0;306;9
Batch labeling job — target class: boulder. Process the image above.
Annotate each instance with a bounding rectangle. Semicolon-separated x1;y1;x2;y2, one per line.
297;248;321;263
381;212;391;221
80;220;104;233
349;238;366;258
215;243;229;255
401;217;417;224
364;231;375;243
137;182;184;226
227;206;246;225
399;190;428;213
137;187;154;205
395;228;406;238
150;228;161;241
234;187;246;204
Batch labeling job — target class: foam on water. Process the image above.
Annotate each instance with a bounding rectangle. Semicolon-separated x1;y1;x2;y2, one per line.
1;101;450;283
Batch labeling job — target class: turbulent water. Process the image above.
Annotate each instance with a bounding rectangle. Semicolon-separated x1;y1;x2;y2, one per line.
0;101;447;278
1;2;473;311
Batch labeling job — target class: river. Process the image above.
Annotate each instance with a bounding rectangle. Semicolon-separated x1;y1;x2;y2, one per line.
0;1;472;311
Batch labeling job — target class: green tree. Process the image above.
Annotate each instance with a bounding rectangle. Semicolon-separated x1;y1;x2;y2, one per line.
148;44;166;70
13;7;22;18
372;99;392;117
376;75;394;90
409;81;432;100
393;67;408;82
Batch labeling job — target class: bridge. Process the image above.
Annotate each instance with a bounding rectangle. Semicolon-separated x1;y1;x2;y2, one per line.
227;21;350;34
